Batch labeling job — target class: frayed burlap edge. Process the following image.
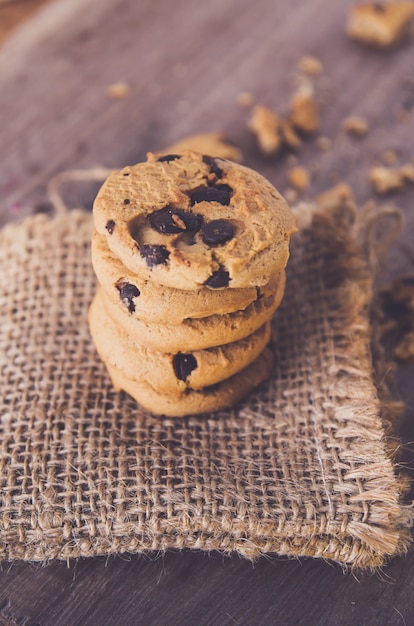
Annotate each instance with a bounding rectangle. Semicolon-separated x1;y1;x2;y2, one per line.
292;198;413;569
358;202;414;557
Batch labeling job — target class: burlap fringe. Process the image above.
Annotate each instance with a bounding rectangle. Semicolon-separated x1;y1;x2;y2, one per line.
294;196;412;567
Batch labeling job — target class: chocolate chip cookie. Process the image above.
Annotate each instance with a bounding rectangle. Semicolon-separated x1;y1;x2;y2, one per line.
105;347;274;417
94;270;285;352
93;151;297;291
91;230;279;325
88;290;272;394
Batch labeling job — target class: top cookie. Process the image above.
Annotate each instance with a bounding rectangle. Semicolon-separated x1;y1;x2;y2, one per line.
93;151;297;291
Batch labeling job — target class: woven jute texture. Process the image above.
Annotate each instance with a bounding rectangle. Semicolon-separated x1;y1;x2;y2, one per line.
0;199;410;568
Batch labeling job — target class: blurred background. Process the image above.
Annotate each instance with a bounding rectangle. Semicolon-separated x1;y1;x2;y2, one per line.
1;0;413;233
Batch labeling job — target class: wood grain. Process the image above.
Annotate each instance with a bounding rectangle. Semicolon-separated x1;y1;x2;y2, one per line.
0;0;51;45
0;0;413;624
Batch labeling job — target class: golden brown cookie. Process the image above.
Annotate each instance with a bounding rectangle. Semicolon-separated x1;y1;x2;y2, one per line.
91;230;279;325
88;291;272;394
105;347;274;417
93;151;297;291
94;270;285;352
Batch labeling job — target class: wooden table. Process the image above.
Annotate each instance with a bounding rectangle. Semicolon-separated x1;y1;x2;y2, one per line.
1;1;413;624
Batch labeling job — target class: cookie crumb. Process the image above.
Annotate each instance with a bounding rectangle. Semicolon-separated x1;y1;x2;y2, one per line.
369;165;404;193
382;149;398;165
237;92;254;108
315;183;355;211
106;82;131;100
297;55;323;76
288;166;311;191
248;105;282;155
342;115;370;136
289;82;320;134
369;163;414;193
284;187;298;204
316;136;332;151
346;2;414;48
280;118;302;149
159;132;243;162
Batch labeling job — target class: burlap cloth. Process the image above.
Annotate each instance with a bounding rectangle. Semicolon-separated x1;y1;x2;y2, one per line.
0;195;411;568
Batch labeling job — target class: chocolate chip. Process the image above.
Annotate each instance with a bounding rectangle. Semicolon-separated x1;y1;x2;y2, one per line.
201;220;234;246
150;206;203;235
157;154;181;162
204;269;230;288
123;199;130;205
140;244;170;267
173;353;197;381
105;220;115;234
116;282;140;313
123;172;130;176
188;184;233;206
214;183;233;193
202;155;223;178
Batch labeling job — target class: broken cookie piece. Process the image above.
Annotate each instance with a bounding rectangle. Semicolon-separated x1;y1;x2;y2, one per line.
347;2;414;48
248;105;283;155
289;82;320;135
315;183;356;212
342;116;370;136
280;118;302;149
248;105;302;156
370;166;404;193
370;163;414;193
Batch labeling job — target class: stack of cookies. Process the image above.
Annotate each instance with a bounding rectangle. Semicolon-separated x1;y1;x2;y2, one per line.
89;151;297;417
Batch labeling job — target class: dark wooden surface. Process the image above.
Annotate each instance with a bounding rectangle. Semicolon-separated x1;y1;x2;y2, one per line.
0;1;414;624
0;0;50;45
